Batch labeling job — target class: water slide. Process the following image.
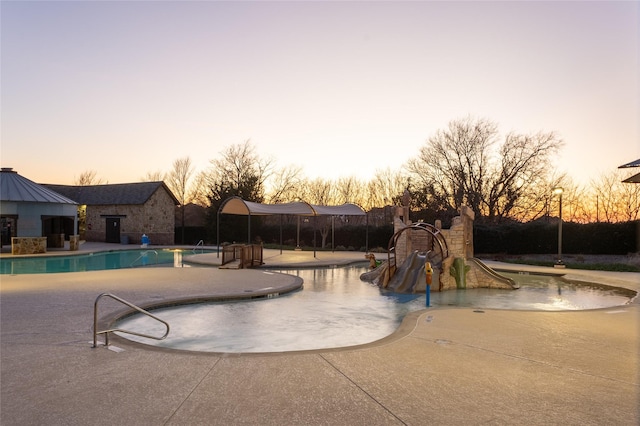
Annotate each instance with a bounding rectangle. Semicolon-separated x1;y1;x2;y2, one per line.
467;257;519;289
386;251;428;293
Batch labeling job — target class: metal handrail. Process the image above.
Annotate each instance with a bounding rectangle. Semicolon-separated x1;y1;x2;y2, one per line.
92;293;170;348
129;250;158;267
192;239;205;253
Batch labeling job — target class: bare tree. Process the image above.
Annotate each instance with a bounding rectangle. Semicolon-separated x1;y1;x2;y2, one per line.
590;171;640;222
189;173;211;207
265;165;304;203
298;178;337;248
407;116;563;222
141;170;165;182
300;177;336;205
619;174;640;221
559;181;592;224
166;157;195;244
201;141;275;243
74;170;105;185
366;168;410;210
334;176;366;206
205;140;273;204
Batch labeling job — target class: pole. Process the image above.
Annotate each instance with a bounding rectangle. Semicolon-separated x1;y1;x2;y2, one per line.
425;262;433;307
553;187;564;268
557;192;563;264
331;216;335;252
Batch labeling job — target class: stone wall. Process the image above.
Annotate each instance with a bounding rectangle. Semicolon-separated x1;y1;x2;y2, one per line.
85;188;176;245
69;235;80;251
11;237;47;254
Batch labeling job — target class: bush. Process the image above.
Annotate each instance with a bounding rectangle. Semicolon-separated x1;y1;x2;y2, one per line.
475;220;639;255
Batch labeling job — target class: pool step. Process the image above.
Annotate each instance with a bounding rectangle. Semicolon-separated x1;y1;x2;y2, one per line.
219;259;242;269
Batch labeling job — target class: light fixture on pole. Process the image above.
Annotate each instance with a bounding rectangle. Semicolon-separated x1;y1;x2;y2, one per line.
553;187;565;268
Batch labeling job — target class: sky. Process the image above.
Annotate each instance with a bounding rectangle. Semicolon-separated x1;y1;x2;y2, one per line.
1;1;638;187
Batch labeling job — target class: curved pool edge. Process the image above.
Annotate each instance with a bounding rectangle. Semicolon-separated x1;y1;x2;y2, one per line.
484;260;640;305
109;306;430;357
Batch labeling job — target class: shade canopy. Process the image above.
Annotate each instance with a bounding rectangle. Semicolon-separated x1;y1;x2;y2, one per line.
219;196;366;217
618;159;640;168
216;196;369;254
622;172;640;183
619;159;640;183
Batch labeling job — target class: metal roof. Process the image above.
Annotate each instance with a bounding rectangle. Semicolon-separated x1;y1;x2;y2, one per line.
619;159;640;168
44;181;179;206
0;168;77;204
622;172;640;183
619;159;640;183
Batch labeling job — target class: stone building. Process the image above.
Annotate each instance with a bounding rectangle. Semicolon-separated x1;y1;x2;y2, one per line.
46;182;179;245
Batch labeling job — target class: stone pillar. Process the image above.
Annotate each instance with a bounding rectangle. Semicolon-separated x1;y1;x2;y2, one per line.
460;205;475;259
69;235;80;251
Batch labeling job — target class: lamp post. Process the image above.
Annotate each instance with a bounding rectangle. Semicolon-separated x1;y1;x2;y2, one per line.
553;187;565;268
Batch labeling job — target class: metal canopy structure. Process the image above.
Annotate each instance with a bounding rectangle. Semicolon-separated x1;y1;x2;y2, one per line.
218;196;366;217
619;159;640;183
618;159;640;168
217;196;368;255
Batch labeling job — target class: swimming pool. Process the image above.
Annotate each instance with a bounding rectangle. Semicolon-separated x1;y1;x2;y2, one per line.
114;264;634;353
0;249;210;274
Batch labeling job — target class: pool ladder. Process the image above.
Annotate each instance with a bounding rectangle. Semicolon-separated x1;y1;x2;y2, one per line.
92;293;170;348
129;250;158;267
192;239;205;253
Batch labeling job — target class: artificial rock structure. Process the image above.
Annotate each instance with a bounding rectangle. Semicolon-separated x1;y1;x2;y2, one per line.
362;193;517;293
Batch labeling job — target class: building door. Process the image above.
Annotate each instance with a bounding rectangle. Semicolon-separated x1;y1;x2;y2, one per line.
1;216;16;247
105;218;120;243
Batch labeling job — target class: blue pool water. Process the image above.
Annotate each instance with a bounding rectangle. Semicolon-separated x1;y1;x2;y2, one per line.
0;249;210;274
115;265;634;353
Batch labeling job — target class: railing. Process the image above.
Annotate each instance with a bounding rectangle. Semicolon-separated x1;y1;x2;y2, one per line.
129;250;158;267
386;223;449;282
192;240;205;254
221;243;264;268
249;244;263;267
92;293;170;348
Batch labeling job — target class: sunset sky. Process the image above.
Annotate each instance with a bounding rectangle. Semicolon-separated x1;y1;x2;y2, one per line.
1;1;638;188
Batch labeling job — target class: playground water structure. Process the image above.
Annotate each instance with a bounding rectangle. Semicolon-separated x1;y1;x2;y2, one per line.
0;248;215;274
114;263;634;353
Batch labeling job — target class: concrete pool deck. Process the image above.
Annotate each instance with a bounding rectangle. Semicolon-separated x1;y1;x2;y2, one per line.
1;243;638;425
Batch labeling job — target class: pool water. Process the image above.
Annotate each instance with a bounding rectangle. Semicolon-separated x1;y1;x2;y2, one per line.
114;265;634;353
0;249;207;274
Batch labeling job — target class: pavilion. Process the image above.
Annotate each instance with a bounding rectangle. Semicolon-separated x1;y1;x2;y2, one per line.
217;196;367;254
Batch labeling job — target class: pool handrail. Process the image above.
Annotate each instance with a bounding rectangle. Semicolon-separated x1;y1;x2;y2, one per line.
129;250;158;267
192;240;205;253
92;292;170;348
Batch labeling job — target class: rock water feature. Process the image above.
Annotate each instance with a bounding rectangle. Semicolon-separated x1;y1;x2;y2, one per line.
361;193;517;294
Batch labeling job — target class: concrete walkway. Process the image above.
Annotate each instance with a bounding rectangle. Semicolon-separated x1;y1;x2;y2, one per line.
1;243;638;425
